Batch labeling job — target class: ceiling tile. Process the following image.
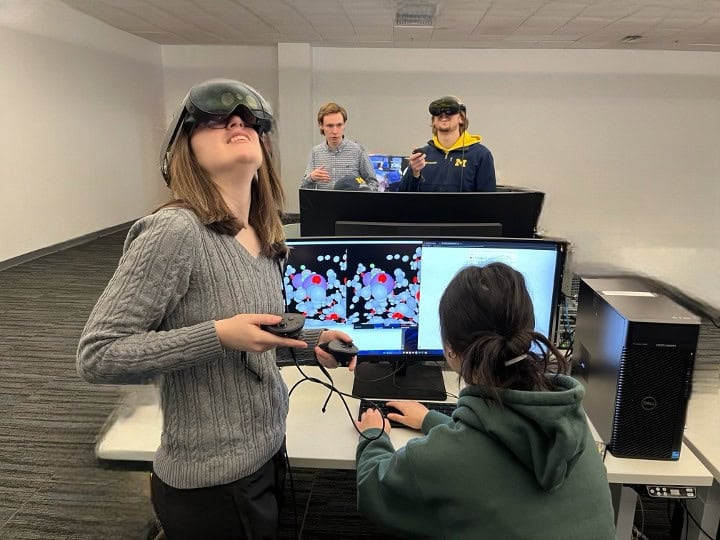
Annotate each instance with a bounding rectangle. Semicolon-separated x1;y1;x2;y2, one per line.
515;16;572;34
56;0;720;51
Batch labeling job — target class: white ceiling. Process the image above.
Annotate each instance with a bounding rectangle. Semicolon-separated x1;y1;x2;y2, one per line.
60;0;720;51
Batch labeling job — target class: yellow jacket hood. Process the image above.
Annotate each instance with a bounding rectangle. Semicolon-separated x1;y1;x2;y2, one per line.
432;132;483;154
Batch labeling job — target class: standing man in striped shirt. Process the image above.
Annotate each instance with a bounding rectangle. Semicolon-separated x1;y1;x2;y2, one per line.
301;102;379;190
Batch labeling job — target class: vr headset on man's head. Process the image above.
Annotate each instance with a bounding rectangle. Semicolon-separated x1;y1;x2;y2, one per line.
428;96;466;117
159;79;274;185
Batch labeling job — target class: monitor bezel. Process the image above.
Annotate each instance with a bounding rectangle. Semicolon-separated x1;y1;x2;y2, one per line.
334;221;503;237
298;188;545;239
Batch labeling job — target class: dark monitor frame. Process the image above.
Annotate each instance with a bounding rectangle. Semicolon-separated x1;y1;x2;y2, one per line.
299;187;545;239
335;221;503;237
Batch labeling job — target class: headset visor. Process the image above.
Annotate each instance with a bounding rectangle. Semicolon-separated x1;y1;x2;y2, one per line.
429;97;463;116
187;79;273;134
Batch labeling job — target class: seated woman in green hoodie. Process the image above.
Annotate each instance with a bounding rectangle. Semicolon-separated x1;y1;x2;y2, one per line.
355;262;615;540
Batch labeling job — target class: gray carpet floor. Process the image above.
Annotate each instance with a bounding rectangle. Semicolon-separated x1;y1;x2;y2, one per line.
0;229;398;540
0;228;678;539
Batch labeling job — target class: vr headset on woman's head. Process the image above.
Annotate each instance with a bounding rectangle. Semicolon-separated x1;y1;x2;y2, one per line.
160;79;274;185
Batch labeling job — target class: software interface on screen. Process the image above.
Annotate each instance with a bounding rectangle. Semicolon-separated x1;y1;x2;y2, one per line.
369;154;405;191
285;238;562;360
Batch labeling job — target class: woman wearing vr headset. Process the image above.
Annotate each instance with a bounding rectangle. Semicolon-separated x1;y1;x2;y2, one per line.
354;263;615;540
77;79;354;539
399;95;496;192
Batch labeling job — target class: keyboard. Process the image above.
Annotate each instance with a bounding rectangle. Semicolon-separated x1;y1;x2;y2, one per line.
358;399;457;428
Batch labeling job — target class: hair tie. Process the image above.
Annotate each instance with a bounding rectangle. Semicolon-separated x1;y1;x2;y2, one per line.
504;354;527;367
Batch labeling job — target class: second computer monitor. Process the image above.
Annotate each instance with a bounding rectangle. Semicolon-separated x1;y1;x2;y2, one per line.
299;189;545;238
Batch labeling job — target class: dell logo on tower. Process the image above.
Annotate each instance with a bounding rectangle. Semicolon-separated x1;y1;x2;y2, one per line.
641;396;658;410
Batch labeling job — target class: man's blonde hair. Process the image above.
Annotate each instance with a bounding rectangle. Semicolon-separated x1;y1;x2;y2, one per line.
317;102;348;135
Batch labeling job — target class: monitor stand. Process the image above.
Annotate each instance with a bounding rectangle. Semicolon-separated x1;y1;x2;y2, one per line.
351;362;447;401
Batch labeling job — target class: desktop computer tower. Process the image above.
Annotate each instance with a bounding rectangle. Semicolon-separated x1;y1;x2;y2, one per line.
574;277;700;460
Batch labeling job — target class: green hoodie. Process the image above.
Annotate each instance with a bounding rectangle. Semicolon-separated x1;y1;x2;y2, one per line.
356;375;615;539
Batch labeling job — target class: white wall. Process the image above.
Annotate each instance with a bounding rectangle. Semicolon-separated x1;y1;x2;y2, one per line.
0;0;166;263
309;48;720;308
277;43;313;200
5;17;718;308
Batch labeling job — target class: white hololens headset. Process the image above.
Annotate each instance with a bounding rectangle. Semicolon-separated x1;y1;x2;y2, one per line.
159;79;274;185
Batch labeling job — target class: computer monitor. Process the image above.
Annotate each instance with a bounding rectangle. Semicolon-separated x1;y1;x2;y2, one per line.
368;154;405;192
335;221;502;237
284;237;566;400
299;189;545;239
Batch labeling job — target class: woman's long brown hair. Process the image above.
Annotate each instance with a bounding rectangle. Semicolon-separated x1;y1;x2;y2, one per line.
159;128;287;259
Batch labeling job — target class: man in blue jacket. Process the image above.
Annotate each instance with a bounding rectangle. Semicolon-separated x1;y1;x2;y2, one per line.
399;96;496;192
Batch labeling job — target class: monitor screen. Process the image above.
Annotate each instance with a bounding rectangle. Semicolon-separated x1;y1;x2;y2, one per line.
298;189;545;239
284;237;565;399
368;154;406;192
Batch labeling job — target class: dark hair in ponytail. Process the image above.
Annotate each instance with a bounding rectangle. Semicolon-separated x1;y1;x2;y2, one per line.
438;263;568;400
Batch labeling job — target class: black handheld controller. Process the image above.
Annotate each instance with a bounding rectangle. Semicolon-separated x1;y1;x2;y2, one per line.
261;313;305;339
318;339;358;367
412;147;425;156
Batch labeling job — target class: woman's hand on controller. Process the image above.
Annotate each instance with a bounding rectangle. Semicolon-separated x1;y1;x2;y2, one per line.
316;330;356;370
214;314;308;352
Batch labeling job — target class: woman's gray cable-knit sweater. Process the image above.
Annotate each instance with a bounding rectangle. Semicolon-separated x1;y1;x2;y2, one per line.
77;207;322;489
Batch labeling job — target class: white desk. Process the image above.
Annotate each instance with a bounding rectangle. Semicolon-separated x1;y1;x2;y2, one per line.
683;389;720;540
95;366;459;464
95;366;713;540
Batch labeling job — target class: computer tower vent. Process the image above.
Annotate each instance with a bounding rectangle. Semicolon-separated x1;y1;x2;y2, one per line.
611;346;693;459
694;320;720;393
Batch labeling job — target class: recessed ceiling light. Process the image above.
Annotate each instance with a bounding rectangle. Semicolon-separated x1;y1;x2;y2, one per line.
395;2;437;28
